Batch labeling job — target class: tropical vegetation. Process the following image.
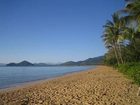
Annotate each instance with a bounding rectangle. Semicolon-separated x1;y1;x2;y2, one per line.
102;0;140;85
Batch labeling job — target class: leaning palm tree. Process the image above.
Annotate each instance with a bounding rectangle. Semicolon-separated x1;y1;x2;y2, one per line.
103;13;124;64
102;27;120;65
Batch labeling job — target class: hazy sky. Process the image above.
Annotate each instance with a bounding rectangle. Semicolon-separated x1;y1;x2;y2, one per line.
0;0;125;63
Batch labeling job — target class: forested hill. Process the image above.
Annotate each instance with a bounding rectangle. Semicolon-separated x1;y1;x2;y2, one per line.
60;56;104;66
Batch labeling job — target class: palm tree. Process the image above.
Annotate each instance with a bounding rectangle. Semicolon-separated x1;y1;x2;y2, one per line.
121;0;140;31
102;13;124;64
125;0;140;21
123;27;137;44
123;26;140;61
102;26;120;65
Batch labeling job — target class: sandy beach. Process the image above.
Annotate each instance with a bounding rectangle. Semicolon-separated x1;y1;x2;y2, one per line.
0;66;140;105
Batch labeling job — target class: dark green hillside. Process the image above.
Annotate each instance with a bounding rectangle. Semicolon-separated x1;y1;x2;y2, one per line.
61;56;104;66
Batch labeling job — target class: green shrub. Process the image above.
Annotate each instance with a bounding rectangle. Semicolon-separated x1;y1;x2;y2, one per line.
117;62;140;85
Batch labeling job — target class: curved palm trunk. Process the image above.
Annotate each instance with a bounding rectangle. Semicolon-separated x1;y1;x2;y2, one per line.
118;44;124;64
113;44;120;65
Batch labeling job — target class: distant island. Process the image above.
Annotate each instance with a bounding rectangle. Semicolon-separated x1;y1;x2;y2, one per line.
7;61;34;66
6;56;104;66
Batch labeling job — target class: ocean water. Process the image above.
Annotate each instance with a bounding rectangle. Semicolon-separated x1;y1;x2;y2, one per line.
0;66;95;89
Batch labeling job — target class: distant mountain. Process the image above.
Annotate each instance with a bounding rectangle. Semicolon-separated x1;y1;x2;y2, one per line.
33;63;54;66
60;56;104;66
7;61;34;66
6;56;104;67
60;61;76;66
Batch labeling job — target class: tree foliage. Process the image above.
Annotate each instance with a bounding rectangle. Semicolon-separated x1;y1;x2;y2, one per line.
103;0;140;66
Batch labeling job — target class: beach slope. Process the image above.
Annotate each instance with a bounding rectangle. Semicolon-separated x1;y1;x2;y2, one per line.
0;66;140;105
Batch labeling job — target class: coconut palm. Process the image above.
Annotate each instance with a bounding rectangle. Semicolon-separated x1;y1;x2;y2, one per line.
102;26;120;65
102;13;125;64
121;0;140;31
124;0;140;22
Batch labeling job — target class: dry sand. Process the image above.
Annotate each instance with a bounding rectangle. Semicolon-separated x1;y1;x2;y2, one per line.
0;66;140;105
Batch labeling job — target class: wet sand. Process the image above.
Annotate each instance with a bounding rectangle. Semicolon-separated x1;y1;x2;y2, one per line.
0;66;140;105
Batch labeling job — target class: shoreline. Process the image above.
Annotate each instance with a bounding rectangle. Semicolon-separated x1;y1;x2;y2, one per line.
0;66;96;92
0;66;140;105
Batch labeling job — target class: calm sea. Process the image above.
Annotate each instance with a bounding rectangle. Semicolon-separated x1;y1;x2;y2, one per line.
0;66;95;89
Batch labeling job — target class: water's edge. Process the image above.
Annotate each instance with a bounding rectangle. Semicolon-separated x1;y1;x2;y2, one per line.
0;66;96;91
